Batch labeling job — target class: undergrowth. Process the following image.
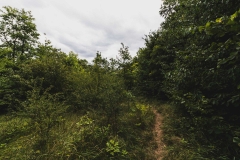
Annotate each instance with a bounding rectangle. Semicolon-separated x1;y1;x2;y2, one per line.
156;102;240;160
0;101;156;160
156;103;197;160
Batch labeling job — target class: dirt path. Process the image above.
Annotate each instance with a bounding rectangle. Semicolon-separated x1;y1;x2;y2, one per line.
153;109;165;160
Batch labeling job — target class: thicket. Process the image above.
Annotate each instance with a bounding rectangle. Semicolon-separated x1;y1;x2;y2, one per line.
136;0;240;159
0;6;156;159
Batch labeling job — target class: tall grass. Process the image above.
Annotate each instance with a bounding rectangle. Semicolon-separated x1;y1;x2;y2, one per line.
0;101;156;159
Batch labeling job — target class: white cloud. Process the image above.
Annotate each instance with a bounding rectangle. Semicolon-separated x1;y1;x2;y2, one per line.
0;0;164;62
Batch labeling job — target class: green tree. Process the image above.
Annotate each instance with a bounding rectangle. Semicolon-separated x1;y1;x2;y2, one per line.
0;48;15;113
136;31;172;99
20;41;69;94
117;43;134;90
0;6;39;59
21;85;68;153
0;6;40;112
135;0;240;158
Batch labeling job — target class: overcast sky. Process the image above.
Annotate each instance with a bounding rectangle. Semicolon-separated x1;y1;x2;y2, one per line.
0;0;164;62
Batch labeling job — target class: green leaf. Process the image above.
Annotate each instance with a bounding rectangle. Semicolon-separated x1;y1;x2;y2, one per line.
230;12;238;21
205;22;211;28
216;18;222;23
233;137;240;143
198;26;205;32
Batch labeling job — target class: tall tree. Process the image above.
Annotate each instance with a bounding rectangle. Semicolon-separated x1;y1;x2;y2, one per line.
0;6;39;59
117;43;134;90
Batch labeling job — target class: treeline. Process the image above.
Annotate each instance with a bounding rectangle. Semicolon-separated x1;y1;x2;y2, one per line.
136;0;240;159
0;6;155;159
0;6;134;114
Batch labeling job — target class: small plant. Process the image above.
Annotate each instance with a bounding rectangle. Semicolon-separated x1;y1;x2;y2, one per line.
106;138;128;159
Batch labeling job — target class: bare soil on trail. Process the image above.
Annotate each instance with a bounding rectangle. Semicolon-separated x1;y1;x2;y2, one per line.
153;109;165;160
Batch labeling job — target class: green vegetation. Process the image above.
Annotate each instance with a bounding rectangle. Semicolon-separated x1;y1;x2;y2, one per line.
0;6;156;159
1;1;240;159
136;0;240;159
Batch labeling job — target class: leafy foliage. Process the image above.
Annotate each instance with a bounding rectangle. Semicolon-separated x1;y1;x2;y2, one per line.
0;6;156;159
0;6;39;59
135;0;240;159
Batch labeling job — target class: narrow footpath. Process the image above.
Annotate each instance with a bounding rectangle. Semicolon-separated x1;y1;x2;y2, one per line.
153;109;165;160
